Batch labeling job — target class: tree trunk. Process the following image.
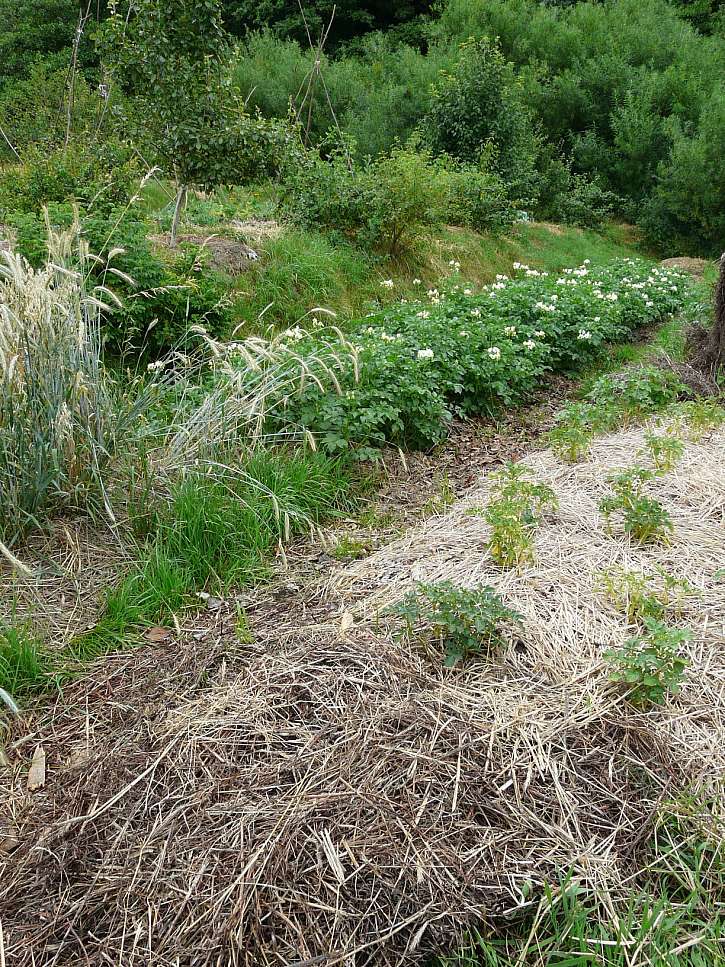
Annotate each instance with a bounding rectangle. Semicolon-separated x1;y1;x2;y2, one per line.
685;251;725;378
170;184;187;247
710;251;725;372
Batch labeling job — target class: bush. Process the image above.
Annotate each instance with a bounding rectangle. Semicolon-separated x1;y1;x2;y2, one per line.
0;142;140;219
422;37;540;201
537;153;619;229
438;162;516;231
283;144;446;255
234;30;449;160
0;59;100;160
283;144;516;254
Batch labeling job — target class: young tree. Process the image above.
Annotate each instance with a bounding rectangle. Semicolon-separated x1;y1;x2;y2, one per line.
103;0;243;243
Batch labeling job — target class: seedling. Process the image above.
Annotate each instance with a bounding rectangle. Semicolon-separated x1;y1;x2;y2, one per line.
330;535;370;560
671;400;725;441
599;466;673;543
422;473;456;517
597;566;694;624
605;618;690;706
641;430;684;474
479;463;558;568
548;403;596;463
389;581;523;666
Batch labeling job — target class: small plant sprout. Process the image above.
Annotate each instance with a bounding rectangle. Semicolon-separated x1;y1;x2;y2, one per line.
597;566;694;624
330;535;370;560
478;463;557;568
605;618;691;707
671;400;725;441
422;473;456;517
599;466;673;543
641;429;684;474
547;403;597;463
389;581;523;666
235;606;254;644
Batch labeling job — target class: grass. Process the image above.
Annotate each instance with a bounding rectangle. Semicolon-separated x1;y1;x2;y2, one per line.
64;448;354;663
440;800;724;966
0;449;355;699
0;623;49;696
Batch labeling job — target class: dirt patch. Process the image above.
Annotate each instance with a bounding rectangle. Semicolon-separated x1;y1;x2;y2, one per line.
661;256;711;279
150;232;259;274
231;218;283;246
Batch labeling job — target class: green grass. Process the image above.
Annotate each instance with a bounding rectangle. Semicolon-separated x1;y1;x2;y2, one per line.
0;449;355;698
230;227;385;334
0;623;49;695
65;448;354;661
440;809;724;966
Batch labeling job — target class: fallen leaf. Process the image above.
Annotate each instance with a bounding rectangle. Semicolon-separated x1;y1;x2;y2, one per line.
340;612;354;632
145;626;171;643
27;745;46;791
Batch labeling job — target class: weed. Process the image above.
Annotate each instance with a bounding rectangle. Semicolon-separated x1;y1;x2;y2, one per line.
597;566;694;624
672;400;725;441
0;623;50;696
329;535;370;560
641;429;684;473
235;606;253;644
422;473;456;517
605;617;691;707
389;581;522;667
0;219;151;549
599;466;673;543
478;463;557;568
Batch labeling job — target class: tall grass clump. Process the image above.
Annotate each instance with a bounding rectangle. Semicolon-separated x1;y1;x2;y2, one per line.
0;216;144;558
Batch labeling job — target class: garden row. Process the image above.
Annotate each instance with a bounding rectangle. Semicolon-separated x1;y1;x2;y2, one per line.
268;259;690;455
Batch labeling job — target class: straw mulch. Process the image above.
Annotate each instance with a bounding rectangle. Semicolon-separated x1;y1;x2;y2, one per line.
1;422;723;966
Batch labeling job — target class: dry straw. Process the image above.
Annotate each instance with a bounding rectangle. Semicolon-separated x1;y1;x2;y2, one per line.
0;421;723;965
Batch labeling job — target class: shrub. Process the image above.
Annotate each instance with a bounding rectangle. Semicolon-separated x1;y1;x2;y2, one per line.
233;30;449;160
422;37;540;201
542;167;619;230
605;617;690;707
438;162;516;231
283;144;447;255
389;581;523;666
283;143;517;254
0;59;99;159
0;143;140;220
